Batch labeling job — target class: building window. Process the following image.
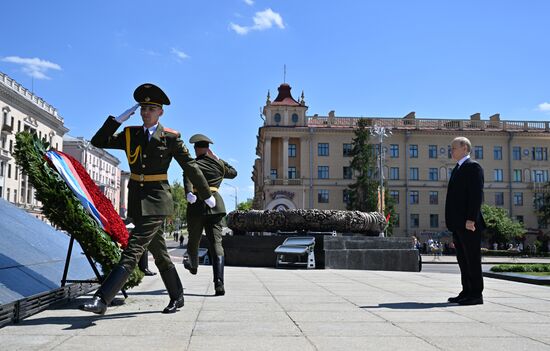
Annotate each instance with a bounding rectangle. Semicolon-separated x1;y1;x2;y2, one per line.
288;144;296;157
429;191;438;205
343;143;353;157
410;214;419;228
291;113;299;123
428;168;438;181
533;169;549;183
513;169;522;182
8;164;11;178
390;167;399;180
390;144;399;158
534;193;545;210
393;213;400;227
409;167;419;180
430;214;439;228
318;166;329;179
17;120;21;133
6;188;10;202
494;169;503;182
343;189;351;204
513;192;523;206
390;190;399;204
474;146;483;159
13;189;17;203
343;166;352;179
288;167;297;179
9;140;13;153
318;189;329;203
409;145;418;158
533;147;548;161
409;190;419;204
14;166;18;180
494;146;503;160
538;216;548;229
318;143;329;156
428;145;438;159
512;146;521;160
516;215;524;224
270;169;277;179
495;192;504;206
273;113;281;123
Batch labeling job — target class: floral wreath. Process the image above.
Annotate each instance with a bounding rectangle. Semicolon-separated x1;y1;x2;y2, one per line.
14;132;143;288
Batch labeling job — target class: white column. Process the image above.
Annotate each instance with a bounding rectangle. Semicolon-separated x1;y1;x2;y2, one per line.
282;137;289;184
300;138;308;180
264;137;271;183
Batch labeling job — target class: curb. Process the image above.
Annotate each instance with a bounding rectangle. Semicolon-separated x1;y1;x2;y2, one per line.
483;271;550;285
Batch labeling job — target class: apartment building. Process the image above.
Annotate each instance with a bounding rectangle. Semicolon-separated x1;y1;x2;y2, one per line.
0;72;68;218
252;82;550;237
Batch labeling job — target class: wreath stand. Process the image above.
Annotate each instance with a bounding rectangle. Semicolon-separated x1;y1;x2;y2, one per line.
61;235;128;298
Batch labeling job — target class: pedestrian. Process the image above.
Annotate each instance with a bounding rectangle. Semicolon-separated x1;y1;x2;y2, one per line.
445;136;485;305
183;134;237;296
80;83;216;315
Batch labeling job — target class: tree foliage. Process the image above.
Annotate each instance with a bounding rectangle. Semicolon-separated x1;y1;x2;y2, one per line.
170;180;187;229
481;204;526;243
346;118;378;212
236;198;253;211
538;181;550;227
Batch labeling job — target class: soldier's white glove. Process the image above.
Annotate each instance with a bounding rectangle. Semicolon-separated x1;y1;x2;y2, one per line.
186;192;197;204
205;195;216;208
115;104;139;123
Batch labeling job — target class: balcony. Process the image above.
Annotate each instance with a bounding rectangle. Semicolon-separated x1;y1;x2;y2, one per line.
264;178;303;186
1;124;13;135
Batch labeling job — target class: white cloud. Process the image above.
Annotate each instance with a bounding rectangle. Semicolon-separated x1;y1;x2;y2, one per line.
537;102;550;113
244;0;254;5
1;56;61;80
230;8;285;35
171;48;189;61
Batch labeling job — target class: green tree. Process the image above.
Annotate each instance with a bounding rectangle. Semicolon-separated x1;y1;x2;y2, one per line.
170;180;187;229
236;198;253;211
538;181;550;226
346;118;378;212
481;204;525;244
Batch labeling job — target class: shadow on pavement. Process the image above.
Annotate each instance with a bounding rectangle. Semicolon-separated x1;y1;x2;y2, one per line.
14;311;159;330
361;302;452;309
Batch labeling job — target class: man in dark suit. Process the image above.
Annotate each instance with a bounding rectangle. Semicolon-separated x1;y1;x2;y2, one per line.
80;83;216;315
183;134;237;296
445;136;485;306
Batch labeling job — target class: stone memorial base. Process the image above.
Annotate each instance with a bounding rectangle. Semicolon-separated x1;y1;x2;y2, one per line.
324;236;421;272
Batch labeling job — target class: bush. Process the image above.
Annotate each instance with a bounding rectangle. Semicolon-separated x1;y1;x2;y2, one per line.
491;264;550;272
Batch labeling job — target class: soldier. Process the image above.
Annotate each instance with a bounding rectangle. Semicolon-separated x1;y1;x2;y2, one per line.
183;134;237;296
80;83;216;315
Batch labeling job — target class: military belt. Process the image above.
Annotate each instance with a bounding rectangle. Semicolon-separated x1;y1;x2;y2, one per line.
130;173;168;182
193;186;219;193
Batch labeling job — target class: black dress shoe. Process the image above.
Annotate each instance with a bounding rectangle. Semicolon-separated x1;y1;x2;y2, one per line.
448;295;466;303
162;294;184;314
79;296;108;315
214;279;225;296
183;257;197;275
142;268;157;276
458;297;483;305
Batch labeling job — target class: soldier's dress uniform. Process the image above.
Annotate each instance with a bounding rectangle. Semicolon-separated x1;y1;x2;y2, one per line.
80;83;212;315
183;134;237;295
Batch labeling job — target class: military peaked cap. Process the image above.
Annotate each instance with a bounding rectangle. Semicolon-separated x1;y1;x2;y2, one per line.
189;134;213;148
133;83;170;106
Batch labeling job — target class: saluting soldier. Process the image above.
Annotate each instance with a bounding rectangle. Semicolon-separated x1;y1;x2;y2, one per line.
80;83;216;315
183;134;237;296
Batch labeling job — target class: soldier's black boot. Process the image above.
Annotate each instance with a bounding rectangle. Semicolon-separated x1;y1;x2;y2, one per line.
160;266;185;313
183;254;198;275
139;250;156;276
213;255;225;296
80;265;130;315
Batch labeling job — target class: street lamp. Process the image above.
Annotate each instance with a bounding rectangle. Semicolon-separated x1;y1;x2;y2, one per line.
224;182;238;210
371;125;392;236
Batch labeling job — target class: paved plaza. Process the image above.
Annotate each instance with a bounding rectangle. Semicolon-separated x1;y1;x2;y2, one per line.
1;247;550;351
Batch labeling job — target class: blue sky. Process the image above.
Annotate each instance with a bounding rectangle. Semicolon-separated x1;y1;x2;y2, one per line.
1;0;550;211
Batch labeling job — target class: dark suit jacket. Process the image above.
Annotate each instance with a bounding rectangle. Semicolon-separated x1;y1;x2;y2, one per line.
91;116;212;217
445;158;486;232
184;154;237;217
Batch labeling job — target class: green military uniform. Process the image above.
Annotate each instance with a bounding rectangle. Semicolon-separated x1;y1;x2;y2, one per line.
183;134;237;295
81;83;212;315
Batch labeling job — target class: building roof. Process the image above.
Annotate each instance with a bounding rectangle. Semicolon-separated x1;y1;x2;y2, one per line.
271;83;301;106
